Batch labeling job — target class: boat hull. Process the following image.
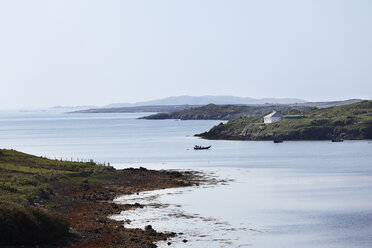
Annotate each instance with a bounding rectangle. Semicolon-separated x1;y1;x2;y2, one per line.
194;146;211;150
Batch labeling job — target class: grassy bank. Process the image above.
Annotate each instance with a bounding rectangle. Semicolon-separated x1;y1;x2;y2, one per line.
0;149;197;247
0;149;115;245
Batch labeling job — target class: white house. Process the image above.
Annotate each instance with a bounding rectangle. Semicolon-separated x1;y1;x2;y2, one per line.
263;111;282;124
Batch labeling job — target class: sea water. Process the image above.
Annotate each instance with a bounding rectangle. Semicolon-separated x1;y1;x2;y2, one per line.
0;110;371;247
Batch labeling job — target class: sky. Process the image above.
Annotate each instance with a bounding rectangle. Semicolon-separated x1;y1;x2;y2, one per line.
0;0;371;109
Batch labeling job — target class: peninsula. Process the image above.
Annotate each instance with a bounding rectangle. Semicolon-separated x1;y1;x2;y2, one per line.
70;105;200;114
196;100;372;141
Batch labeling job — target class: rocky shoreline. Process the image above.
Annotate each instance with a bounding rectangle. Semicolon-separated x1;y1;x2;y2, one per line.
195;131;368;141
48;168;205;248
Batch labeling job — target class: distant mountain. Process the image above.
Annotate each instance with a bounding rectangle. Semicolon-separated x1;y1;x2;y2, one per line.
289;99;363;108
49;105;97;111
104;103;132;108
104;96;307;108
70;105;200;114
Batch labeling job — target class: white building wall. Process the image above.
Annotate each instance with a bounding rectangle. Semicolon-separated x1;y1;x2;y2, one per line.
264;116;281;124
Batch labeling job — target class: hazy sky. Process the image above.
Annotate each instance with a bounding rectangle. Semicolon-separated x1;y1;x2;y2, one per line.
0;0;371;108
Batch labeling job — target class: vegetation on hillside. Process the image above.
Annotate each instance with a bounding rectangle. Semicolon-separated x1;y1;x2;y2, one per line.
197;101;372;140
141;104;312;120
0;149;114;245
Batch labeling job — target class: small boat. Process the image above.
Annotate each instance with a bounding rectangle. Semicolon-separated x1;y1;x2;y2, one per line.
194;145;211;150
273;139;283;143
331;139;343;142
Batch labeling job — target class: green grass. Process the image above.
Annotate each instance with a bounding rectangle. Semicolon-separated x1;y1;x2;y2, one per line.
0;149;115;204
0;149;105;172
0;163;74;174
0;149;115;245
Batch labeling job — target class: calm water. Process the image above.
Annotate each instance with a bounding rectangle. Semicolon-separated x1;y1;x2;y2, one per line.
1;111;372;247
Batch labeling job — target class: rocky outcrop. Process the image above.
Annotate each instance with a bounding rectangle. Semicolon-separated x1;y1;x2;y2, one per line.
196;129;369;141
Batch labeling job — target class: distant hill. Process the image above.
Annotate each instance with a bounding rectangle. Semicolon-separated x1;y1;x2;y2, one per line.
141;104;312;120
290;99;362;108
104;95;307;108
49;105;97;112
141;99;364;120
70;105;200;114
197;100;372;141
71;95;307;114
69;97;363;115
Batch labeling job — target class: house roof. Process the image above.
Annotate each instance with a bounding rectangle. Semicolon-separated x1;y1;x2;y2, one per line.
264;111;282;118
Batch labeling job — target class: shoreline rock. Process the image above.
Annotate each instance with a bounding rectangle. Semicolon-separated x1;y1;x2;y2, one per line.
53;168;204;248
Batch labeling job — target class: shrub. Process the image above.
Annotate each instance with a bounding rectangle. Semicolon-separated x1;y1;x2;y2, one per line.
333;119;345;126
310;119;330;126
0;203;69;245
